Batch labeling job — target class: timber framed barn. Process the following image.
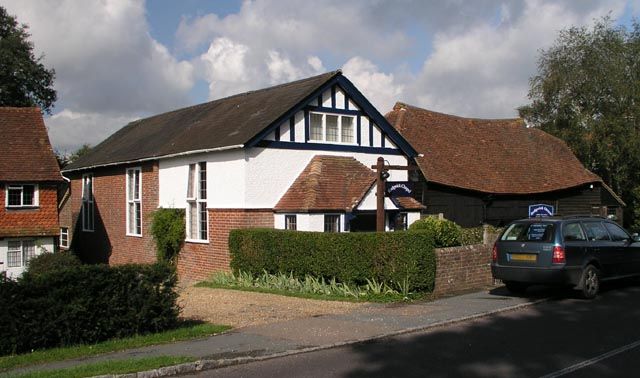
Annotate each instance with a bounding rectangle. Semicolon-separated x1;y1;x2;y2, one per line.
60;71;423;280
386;102;625;227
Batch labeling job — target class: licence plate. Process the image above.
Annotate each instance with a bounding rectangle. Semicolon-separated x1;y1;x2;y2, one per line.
510;253;537;262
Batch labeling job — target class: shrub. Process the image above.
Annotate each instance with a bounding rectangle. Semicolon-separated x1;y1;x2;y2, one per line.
459;225;504;245
150;208;185;263
408;217;462;247
0;263;178;356
25;251;81;278
229;229;435;293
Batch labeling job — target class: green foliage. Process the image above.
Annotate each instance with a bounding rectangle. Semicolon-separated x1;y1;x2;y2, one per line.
0;6;56;113
459;225;504;246
229;229;436;293
206;270;403;300
0;263;179;356
520;17;640;227
150;208;185;263
24;251;81;278
408;217;462;247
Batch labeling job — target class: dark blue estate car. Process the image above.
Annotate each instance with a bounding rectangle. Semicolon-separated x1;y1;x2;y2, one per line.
491;216;640;298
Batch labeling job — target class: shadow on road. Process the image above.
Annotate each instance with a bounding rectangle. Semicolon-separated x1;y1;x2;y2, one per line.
345;280;640;378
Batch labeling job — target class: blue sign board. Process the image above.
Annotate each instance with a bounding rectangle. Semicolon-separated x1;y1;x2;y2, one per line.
529;204;554;218
386;182;414;197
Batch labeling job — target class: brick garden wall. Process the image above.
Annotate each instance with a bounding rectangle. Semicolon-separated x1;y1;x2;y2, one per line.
433;244;496;297
177;209;274;281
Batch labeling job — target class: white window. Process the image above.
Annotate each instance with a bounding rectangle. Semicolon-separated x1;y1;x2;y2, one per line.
126;167;142;236
324;214;340;233
82;173;94;232
60;227;69;248
6;184;38;208
186;162;208;241
285;215;297;230
309;112;355;144
7;240;35;268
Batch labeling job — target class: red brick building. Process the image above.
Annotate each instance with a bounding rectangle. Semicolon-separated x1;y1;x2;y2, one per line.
0;107;63;278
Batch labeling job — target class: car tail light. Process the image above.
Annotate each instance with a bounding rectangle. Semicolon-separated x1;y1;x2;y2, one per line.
552;246;565;264
492;244;498;262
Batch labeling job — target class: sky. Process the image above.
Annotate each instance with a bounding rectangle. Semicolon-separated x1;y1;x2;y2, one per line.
2;0;639;153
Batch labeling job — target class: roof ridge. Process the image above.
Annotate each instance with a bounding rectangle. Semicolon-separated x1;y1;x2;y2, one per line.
394;102;523;123
0;107;42;113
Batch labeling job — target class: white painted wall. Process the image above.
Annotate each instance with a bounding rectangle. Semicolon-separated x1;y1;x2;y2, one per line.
408;212;421;227
0;237;54;279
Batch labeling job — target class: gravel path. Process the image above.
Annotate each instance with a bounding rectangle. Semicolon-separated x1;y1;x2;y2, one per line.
178;286;365;329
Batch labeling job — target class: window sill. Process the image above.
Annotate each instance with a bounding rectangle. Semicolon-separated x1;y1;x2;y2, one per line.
5;206;40;210
126;233;142;238
82;229;95;233
308;140;357;146
185;238;209;244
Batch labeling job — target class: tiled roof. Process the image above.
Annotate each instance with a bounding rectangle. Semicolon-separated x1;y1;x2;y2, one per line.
391;197;426;210
386;103;601;194
275;155;376;212
64;71;341;171
0;107;63;182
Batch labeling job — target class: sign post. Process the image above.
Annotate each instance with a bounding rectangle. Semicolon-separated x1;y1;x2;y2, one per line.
371;157;419;232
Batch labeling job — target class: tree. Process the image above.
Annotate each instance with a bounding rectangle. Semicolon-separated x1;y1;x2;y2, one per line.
0;6;56;114
519;17;640;229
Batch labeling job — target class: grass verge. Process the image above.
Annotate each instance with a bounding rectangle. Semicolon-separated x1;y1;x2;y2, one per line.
0;323;230;372
14;356;195;378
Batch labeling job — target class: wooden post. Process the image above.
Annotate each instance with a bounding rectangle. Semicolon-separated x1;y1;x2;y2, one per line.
376;157;385;232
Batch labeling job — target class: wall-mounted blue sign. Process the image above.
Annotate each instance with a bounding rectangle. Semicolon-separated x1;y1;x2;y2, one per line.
386;181;414;198
529;204;555;218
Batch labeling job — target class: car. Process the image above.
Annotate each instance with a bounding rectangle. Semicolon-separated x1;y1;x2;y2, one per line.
491;216;640;299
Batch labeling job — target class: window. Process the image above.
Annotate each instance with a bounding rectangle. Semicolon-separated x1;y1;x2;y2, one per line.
604;222;630;242
309;112;355;144
582;222;610;241
7;240;35;268
126;168;142;236
500;222;555;242
60;227;69;248
324;214;340;233
285;215;297;230
187;162;208;241
82;174;94;231
563;223;586;241
393;213;408;231
6;184;38;208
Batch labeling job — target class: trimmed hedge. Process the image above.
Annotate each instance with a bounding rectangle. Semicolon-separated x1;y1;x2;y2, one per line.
408;217;461;247
0;263;179;356
150;208;186;263
25;251;81;278
229;229;435;292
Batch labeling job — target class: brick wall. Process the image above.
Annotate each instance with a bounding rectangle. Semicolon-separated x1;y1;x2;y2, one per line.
177;209;274;281
0;183;59;237
433;244;496;297
60;162;158;265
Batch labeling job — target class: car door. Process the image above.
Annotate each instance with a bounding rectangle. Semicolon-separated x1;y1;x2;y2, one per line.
582;221;621;277
562;222;588;268
603;222;640;275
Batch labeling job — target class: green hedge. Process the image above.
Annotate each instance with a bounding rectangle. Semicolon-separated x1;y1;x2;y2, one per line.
408;217;461;247
0;263;179;356
229;229;435;292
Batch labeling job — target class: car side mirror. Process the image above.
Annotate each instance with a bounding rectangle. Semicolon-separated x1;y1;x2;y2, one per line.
633;233;640;242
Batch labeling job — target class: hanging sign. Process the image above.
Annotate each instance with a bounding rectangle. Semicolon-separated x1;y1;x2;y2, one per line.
529;204;555;218
386;181;414;198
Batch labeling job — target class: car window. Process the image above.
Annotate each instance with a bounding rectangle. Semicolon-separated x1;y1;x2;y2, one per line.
582;222;611;241
501;222;555;242
563;223;586;241
604;222;629;242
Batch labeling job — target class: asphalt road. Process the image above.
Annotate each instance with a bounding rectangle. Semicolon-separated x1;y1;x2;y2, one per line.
186;280;640;378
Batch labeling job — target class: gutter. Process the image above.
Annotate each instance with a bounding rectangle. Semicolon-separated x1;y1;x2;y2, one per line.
61;144;244;174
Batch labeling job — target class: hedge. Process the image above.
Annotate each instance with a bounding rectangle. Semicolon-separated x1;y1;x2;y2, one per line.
0;263;179;356
229;229;436;292
408;217;461;247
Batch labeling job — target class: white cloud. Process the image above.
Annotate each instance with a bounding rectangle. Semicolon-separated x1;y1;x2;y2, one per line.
342;57;404;113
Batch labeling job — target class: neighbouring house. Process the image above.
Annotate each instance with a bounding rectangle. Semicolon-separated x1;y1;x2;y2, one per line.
386;103;625;227
60;71;422;280
0;107;64;278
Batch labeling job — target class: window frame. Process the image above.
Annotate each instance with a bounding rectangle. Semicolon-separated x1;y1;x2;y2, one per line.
309;112;356;144
285;215;297;230
60;227;69;249
81;173;94;232
186;162;209;243
5;184;39;208
6;239;36;268
126;167;142;237
324;214;341;233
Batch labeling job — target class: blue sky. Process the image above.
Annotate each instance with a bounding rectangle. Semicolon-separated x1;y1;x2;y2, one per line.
2;0;638;152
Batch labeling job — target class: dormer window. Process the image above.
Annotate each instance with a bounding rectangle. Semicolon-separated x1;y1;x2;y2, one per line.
6;184;38;208
310;113;355;144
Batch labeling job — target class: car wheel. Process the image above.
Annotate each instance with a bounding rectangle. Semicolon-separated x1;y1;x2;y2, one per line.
504;281;528;294
580;265;600;299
